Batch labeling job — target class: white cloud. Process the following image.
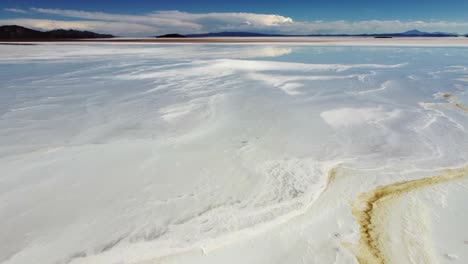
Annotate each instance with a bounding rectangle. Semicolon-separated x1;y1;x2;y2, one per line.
4;8;28;14
1;7;468;36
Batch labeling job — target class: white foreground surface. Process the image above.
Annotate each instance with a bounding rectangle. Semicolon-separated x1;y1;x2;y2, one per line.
0;43;467;264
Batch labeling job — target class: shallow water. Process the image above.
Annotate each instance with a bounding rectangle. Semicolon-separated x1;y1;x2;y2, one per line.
0;43;467;264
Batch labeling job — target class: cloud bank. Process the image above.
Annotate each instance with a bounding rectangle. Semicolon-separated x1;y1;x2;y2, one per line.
3;8;28;14
2;7;468;36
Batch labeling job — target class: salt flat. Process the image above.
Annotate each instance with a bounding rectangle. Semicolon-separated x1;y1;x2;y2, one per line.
3;37;468;47
0;42;467;264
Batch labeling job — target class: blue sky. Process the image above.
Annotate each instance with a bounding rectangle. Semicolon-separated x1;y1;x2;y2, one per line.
2;0;468;35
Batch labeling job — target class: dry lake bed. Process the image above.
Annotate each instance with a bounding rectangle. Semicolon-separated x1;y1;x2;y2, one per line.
1;39;468;264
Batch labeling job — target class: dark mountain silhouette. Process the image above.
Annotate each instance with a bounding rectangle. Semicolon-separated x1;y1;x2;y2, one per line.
157;33;186;38
0;25;114;39
0;25;44;39
46;29;113;38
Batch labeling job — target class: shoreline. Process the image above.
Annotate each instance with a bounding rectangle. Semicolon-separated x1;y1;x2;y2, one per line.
1;37;468;46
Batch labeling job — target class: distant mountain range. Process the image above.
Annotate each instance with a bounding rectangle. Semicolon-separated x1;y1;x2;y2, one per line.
0;25;114;39
179;29;461;38
368;29;459;37
1;25;465;40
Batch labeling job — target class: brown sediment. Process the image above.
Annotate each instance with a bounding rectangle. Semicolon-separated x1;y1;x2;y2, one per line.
350;166;468;264
455;102;468;111
324;166;340;192
442;93;468;112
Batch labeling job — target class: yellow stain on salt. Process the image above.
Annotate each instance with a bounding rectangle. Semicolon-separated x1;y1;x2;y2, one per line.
442;93;468;112
324;166;340;192
349;166;468;264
